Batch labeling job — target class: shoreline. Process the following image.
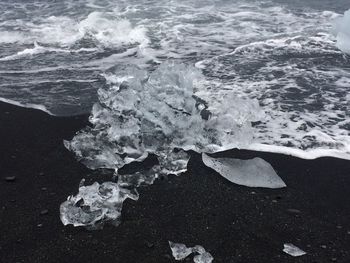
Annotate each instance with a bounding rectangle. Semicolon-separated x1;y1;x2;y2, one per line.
1;99;349;161
0;101;349;262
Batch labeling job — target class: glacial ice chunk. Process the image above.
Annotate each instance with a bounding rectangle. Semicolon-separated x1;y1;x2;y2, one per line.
60;180;138;229
65;62;259;184
333;9;350;54
283;243;307;257
202;154;286;188
65;62;261;174
169;241;213;263
63;62;262;228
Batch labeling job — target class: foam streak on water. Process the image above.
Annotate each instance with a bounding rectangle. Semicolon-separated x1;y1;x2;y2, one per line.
0;0;349;159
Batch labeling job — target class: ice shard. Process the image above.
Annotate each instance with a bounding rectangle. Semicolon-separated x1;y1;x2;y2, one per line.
169;241;213;263
168;241;194;260
60;180;139;229
202;154;286;188
283;243;307;257
193;252;214;263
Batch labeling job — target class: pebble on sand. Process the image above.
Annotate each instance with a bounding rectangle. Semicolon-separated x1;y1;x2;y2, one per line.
5;176;16;182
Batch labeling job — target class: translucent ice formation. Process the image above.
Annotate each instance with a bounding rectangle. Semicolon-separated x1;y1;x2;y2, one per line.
62;61;261;228
202;154;286;188
169;241;214;263
65;61;261;179
333;9;350;54
193;252;214;263
283;243;307;257
60;180;138;229
169;241;193;260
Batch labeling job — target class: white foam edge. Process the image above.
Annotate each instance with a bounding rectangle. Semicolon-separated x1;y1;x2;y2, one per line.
244;143;350;160
0;97;55;116
0;44;99;62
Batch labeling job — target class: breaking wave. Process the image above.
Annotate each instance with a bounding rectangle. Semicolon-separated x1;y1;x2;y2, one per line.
0;11;149;48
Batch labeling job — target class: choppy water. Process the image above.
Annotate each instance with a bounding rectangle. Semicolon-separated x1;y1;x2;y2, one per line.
0;0;349;159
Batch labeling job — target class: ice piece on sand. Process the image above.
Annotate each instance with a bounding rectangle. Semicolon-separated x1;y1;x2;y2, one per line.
169;241;213;263
169;241;193;260
202;154;286;188
157;150;190;176
193;252;214;263
283;243;307;257
60;180;138;229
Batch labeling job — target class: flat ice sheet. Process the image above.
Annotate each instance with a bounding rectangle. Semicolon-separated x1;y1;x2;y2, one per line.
202;154;286;188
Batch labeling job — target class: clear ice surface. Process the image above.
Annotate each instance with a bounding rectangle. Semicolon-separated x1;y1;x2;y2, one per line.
169;241;213;263
65;61;260;185
193;252;214;263
202;154;286;188
62;61;261;228
333;9;350;54
283;243;307;257
60;180;138;229
168;241;193;260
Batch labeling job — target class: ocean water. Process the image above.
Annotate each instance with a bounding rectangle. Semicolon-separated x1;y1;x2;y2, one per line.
0;0;349;159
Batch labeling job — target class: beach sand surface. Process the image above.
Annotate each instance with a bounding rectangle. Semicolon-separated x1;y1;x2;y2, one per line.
0;102;349;263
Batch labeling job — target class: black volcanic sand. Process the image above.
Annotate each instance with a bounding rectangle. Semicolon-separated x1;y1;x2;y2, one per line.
0;101;349;263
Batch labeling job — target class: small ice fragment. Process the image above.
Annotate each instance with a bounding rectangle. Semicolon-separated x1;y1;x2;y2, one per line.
60;180;138;229
157;150;190;176
169;241;213;262
192;245;206;254
169;241;193;260
202;154;286;188
193;252;214;263
283;243;307;257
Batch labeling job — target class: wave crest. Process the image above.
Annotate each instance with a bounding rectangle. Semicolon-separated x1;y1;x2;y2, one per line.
0;11;149;48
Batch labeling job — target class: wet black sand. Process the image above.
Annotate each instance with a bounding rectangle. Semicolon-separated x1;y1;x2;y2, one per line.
0;101;349;263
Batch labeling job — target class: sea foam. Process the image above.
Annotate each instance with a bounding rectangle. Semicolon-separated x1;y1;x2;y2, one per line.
0;12;149;48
